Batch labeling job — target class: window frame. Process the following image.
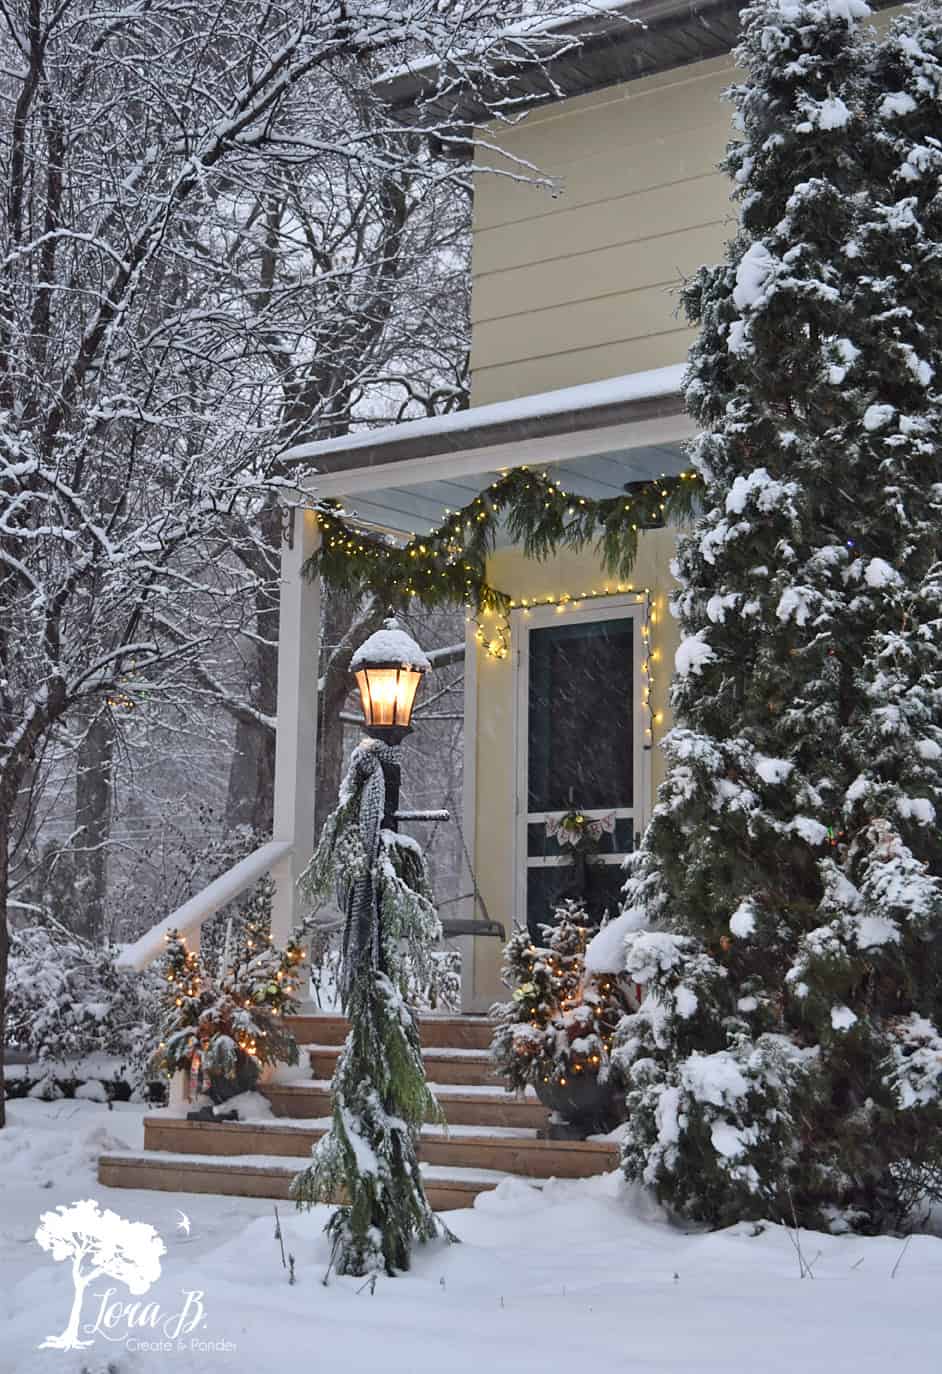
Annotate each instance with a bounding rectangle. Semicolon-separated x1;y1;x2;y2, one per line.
511;595;651;931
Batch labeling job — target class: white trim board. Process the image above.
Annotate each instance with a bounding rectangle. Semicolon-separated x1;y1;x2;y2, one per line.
459;615;480;1012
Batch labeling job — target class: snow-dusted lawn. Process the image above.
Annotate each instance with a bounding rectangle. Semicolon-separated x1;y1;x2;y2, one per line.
3;1099;941;1374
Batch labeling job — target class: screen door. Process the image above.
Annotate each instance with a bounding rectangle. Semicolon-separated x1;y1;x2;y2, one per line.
514;599;648;936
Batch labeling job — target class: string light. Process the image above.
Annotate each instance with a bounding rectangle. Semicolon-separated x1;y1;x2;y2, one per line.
508;586;649;611
468;585;666;751
309;466;698;615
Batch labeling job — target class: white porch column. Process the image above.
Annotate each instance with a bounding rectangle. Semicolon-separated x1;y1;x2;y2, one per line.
270;506;321;948
459;614;480;1013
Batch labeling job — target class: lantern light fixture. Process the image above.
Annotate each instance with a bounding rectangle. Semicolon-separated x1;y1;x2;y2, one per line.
351;617;431;742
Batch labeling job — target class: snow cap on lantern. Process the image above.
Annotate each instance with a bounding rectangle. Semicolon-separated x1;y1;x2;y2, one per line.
351;617;431;735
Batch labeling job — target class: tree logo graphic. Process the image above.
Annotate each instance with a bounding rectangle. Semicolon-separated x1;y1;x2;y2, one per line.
35;1199;166;1350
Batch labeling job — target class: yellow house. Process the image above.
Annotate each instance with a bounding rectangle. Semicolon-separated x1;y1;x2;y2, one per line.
101;0;910;1210
117;0;899;1004
269;0;907;1012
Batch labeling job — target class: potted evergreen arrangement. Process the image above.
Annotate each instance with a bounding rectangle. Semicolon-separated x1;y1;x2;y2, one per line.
491;900;630;1135
153;913;304;1105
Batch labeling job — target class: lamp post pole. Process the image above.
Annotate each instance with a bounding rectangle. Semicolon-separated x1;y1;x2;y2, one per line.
372;746;402;833
344;618;432;977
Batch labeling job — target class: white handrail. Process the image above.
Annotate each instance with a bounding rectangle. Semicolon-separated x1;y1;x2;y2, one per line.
116;839;294;972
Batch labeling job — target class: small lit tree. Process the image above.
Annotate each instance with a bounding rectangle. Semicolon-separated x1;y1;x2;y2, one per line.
154;926;303;1101
36;1200;165;1350
491;901;628;1130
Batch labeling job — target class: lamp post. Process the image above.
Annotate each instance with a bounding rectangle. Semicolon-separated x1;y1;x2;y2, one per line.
350;617;431;832
293;616;449;1275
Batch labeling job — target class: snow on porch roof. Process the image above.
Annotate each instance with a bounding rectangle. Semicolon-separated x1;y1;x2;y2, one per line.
281;363;692;537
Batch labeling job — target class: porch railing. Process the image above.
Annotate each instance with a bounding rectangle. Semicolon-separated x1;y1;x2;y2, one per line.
115;839;293;973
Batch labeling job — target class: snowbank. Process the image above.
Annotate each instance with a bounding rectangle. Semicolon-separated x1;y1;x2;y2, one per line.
3;1099;942;1373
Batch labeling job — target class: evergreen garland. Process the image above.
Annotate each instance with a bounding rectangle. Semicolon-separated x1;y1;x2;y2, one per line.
612;0;942;1233
306;467;700;611
292;738;451;1277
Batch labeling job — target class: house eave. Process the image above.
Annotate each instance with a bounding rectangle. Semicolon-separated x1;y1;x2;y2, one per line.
375;0;902;138
285;364;682;475
373;0;742;132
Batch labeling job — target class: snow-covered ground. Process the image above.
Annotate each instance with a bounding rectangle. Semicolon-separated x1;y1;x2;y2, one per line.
3;1098;941;1374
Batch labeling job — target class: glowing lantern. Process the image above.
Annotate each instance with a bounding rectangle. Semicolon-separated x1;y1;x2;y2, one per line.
351;617;431;741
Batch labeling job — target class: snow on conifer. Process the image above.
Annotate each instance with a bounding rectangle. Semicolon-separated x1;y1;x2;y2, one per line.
613;0;942;1231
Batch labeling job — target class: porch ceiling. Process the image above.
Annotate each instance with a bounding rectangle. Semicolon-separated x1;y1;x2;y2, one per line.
320;442;687;538
281;363;694;539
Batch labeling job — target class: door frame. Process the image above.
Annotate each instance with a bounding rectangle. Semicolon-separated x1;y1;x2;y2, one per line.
511;595;651;932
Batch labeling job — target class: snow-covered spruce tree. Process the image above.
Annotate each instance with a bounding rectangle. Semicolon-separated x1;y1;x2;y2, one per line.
613;0;942;1232
292;738;448;1277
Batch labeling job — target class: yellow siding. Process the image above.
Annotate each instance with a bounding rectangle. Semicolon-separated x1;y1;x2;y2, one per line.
467;533;678;1009
470;334;696;400
470;54;737;405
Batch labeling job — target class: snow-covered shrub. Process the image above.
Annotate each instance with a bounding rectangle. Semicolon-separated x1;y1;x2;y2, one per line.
7;922;160;1085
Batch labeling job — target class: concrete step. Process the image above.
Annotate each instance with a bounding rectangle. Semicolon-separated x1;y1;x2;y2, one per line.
286;1013;494;1052
262;1079;549;1130
142;1115;617;1180
97;1150;541;1211
305;1044;499;1088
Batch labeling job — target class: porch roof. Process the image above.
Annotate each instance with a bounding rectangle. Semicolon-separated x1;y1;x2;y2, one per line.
282;363;694;538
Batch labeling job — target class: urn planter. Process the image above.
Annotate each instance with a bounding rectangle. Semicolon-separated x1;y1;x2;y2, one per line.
534;1071;622;1137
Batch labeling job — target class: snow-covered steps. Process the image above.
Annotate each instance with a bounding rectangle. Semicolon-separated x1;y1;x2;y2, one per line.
305;1043;499;1088
284;1012;493;1051
95;1013;604;1208
262;1079;549;1130
97;1150;526;1211
140;1115;618;1180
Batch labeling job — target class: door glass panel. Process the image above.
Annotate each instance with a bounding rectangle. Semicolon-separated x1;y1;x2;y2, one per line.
527;617;634;811
525;857;633;939
523;613;637;939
